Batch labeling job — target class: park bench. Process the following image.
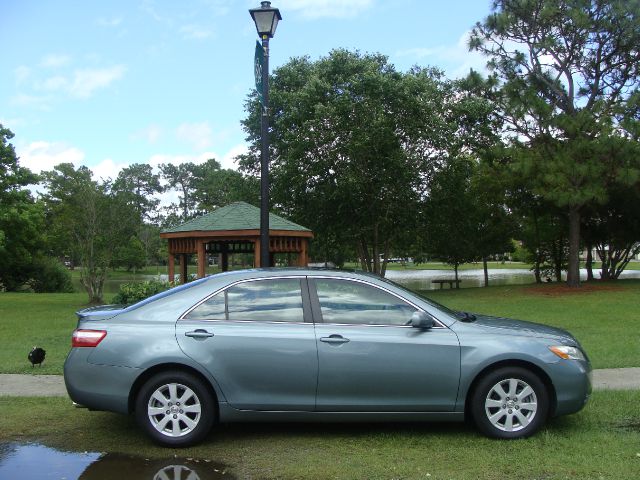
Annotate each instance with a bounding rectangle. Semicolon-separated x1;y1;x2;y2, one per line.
431;279;462;289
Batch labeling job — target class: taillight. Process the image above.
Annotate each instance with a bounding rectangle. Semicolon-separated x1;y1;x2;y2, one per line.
72;329;107;347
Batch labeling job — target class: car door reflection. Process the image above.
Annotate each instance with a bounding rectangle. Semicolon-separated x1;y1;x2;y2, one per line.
79;454;232;480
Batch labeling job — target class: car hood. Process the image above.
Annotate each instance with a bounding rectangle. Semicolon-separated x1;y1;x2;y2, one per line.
466;313;578;345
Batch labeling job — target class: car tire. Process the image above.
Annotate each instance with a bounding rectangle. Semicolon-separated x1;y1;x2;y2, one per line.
135;370;215;447
470;366;549;439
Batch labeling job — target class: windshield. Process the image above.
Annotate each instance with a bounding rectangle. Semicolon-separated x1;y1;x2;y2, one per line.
375;275;460;317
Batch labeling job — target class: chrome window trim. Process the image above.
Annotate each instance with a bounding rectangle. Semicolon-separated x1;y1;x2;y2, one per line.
180;319;312;326
308;275;447;329
179;275;307;322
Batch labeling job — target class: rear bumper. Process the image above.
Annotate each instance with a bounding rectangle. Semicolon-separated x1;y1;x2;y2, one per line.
64;348;141;414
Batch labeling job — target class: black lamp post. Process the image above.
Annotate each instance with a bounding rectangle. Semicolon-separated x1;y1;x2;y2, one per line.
249;1;281;268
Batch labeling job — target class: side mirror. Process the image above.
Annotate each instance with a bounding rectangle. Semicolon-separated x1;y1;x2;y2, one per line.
410;311;435;329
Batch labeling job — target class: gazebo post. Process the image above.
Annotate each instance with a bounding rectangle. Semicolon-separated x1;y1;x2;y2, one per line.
168;253;175;284
197;240;206;278
254;239;261;267
298;238;308;266
180;254;188;284
221;243;229;272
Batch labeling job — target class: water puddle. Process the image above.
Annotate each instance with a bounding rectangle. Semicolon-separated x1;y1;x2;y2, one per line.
0;443;233;480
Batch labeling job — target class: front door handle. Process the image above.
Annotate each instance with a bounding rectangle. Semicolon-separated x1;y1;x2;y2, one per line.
185;329;214;339
320;334;350;344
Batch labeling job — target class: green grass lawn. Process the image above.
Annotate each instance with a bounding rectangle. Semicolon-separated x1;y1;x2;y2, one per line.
1;391;638;479
0;292;86;375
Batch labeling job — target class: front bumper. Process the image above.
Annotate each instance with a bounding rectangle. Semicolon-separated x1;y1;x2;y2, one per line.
547;358;592;416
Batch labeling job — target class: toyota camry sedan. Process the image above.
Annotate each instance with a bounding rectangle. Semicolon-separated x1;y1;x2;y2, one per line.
64;268;591;447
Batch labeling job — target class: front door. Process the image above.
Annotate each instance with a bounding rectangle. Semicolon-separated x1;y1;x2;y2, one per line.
310;277;460;412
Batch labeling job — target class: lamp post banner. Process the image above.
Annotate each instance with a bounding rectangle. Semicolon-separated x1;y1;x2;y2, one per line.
254;40;264;106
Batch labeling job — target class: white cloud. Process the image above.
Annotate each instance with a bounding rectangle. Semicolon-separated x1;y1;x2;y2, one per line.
40;76;69;92
147;151;214;169
0;117;27;129
10;93;52;111
132;124;163;144
396;31;488;78
180;24;214;40
91;157;131;182
41;54;72;68
17;141;85;174
14;65;31;85
176;122;213;150
277;0;373;18
69;65;126;99
218;143;248;170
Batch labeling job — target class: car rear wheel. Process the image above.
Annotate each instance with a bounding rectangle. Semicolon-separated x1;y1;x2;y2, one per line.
135;371;215;447
471;366;549;439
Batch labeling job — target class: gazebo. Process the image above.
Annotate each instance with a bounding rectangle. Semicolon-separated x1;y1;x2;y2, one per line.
160;202;313;283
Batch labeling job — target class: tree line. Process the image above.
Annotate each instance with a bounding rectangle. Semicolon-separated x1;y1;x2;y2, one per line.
239;0;640;286
0;134;258;303
1;0;639;302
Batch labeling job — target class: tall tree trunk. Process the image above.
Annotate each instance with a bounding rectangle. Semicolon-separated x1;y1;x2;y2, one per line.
482;256;489;287
533;254;542;283
372;224;380;275
554;239;562;282
454;263;460;289
381;239;390;277
532;212;542;283
358;237;371;272
586;243;594;281
566;207;581;287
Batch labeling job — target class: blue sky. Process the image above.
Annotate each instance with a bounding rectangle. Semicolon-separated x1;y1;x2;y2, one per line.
2;0;494;185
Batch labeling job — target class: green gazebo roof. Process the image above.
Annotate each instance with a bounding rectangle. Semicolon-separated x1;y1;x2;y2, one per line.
161;202;311;234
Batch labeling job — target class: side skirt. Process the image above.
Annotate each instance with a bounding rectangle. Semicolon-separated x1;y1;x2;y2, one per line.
218;403;465;423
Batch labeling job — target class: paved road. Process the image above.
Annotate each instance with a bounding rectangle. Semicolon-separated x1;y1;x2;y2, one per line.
1;368;639;397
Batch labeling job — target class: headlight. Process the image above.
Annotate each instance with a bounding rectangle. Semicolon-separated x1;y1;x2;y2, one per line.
549;345;586;361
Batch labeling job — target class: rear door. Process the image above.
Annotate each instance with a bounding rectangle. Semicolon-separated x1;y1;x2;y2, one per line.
176;276;318;411
310;277;460;412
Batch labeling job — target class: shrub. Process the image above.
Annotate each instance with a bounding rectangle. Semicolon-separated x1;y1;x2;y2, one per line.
28;256;74;293
111;279;172;305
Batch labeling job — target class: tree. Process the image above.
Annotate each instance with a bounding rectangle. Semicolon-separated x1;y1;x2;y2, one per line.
160;162;200;221
583;183;640;280
470;162;516;286
470;0;640;286
192;159;259;213
112;235;146;273
0;124;45;291
112;163;162;223
43;164;135;303
240;50;492;274
422;158;514;287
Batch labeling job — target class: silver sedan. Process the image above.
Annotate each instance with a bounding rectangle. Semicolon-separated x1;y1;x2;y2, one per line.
64;268;591;447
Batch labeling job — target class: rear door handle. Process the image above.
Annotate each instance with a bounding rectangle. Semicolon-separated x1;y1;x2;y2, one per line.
185;329;214;339
320;334;350;344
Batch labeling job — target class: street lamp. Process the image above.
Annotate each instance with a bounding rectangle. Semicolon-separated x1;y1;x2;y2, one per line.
249;1;281;269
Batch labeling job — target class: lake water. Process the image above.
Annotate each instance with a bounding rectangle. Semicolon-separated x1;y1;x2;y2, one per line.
385;267;640;291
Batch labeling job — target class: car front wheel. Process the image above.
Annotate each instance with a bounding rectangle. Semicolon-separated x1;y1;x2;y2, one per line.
135;371;215;447
471;367;549;439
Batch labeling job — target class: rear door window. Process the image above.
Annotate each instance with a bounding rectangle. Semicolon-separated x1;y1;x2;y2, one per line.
185;278;304;323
